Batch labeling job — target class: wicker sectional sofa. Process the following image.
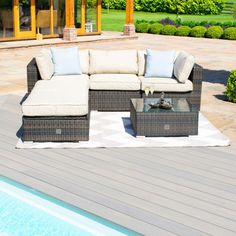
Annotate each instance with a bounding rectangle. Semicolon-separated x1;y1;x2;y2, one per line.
22;48;203;142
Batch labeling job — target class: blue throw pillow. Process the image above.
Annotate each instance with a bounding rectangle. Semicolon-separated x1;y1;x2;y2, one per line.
145;50;176;78
51;47;82;75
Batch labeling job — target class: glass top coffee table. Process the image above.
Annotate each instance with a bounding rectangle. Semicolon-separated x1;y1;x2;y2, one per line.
130;98;199;137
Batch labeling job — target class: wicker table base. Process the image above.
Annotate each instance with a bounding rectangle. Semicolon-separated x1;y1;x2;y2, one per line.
130;98;198;137
22;114;90;142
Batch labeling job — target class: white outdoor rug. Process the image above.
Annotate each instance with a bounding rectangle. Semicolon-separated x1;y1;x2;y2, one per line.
16;112;230;149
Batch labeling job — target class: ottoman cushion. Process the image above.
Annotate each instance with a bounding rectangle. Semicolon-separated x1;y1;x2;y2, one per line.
22;75;89;116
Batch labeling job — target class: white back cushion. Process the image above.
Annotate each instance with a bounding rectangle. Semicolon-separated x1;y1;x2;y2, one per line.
174;51;195;83
51;47;82;75
35;49;54;80
145;50;176;78
79;49;89;74
138;50;180;76
138;50;146;76
89;50;138;74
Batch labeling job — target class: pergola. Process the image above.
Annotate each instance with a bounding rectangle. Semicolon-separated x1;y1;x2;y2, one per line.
63;0;135;40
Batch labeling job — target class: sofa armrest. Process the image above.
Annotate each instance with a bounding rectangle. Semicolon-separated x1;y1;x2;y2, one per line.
188;64;203;110
189;64;203;94
27;58;41;93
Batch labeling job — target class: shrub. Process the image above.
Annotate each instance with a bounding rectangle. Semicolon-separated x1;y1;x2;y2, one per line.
223;27;236;40
136;23;150;33
136;19;148;24
149;23;164;34
175;26;191;36
205;26;224;39
190;26;207;38
161;25;177;35
226;70;236;103
102;0;126;10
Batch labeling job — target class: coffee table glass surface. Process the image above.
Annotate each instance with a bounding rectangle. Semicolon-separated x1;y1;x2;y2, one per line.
132;98;195;113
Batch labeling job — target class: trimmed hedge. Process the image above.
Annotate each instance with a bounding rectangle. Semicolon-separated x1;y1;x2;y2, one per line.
223;27;236;40
136;19;236;29
161;25;177;35
175;26;191;36
226;70;236;103
135;19;236;40
205;26;224;39
102;0;226;15
149;23;164;34
136;23;150;33
190;26;207;38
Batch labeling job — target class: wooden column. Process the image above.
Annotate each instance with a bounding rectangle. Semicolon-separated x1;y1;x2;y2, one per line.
63;0;77;41
123;0;135;36
97;0;102;33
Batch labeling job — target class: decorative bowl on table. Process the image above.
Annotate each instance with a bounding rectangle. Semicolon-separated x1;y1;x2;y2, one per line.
159;100;172;109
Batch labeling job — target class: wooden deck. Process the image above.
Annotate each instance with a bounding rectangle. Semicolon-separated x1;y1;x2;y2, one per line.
1;94;236;236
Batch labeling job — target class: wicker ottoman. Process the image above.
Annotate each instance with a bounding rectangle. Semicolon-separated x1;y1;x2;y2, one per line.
22;75;90;142
22;115;90;142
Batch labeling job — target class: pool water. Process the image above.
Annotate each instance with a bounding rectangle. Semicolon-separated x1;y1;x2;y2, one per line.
0;177;139;236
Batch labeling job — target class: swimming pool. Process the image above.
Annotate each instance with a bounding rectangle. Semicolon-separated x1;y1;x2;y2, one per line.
0;177;140;236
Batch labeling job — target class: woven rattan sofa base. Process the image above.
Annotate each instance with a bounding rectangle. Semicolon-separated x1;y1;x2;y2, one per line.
130;100;198;137
22;115;90;142
89;90;141;111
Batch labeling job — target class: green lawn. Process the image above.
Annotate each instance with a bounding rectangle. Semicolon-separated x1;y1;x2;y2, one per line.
102;9;235;32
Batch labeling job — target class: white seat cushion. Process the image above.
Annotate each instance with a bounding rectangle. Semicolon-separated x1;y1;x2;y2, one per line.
22;75;89;116
89;50;138;74
90;74;140;90
139;76;193;92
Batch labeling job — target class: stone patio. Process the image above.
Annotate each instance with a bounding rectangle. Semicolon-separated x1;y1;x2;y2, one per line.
0;32;235;144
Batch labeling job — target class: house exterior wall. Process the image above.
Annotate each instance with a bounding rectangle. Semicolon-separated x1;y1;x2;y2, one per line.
0;0;102;41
